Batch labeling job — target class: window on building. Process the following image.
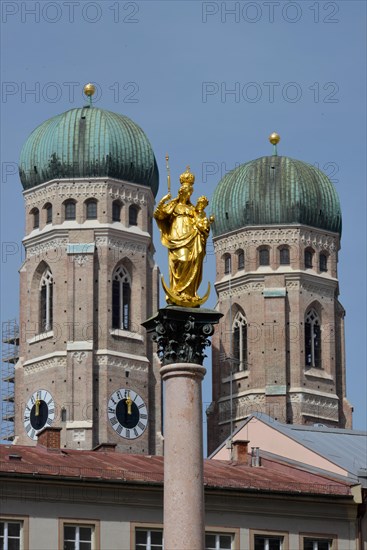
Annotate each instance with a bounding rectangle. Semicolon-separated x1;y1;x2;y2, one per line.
233;312;247;371
112;200;122;222
259;248;270;266
63;524;93;550
31;208;39;229
45;203;52;224
279;247;290;265
237;250;245;270
112;265;131;330
224;255;231;275
319;253;328;272
305;308;321;368
135;529;163;550
40;268;53;332
305;248;314;269
135;528;235;550
0;520;22;550
205;532;233;549
86;199;97;220
303;538;333;550
65;200;76;221
254;534;284;550
129;205;139;226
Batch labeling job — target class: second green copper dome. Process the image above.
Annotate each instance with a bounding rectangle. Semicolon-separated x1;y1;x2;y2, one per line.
211;155;341;236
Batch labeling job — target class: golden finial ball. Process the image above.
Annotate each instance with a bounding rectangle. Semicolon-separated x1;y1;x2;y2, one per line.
269;132;280;145
84;83;96;97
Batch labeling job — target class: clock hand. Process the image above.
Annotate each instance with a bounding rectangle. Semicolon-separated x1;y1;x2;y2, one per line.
125;392;132;415
35;392;41;417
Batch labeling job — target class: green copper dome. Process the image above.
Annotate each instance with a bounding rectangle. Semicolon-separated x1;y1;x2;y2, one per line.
211;155;341;236
19;106;159;196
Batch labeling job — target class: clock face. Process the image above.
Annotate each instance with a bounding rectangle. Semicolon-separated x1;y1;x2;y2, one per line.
108;388;148;440
23;389;55;440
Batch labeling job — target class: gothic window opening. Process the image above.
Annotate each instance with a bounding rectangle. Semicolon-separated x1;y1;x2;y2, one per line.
224;254;231;275
112;200;122;222
237;250;245;270
32;208;39;229
65;200;76;221
40;268;53;332
112;265;131;330
319;253;328;272
279;247;290;265
86;199;97;220
259;248;270;266
45;203;52;224
129;205;139;226
304;248;314;269
233;312;248;371
305;308;321;368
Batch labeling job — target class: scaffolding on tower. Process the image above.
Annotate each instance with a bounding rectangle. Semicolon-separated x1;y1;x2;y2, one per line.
1;319;19;442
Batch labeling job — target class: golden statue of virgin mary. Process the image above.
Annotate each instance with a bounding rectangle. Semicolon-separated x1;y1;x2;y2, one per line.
154;166;214;307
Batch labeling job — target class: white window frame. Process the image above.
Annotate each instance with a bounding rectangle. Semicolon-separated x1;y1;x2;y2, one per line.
301;534;335;550
134;527;163;550
0;518;25;550
112;265;131;330
63;524;93;549
205;531;234;549
250;529;289;550
59;519;99;550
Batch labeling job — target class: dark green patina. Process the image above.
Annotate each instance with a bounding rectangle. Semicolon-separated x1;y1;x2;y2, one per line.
211;155;341;236
19;106;159;196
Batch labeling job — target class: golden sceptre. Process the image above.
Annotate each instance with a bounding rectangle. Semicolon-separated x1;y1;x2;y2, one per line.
165;154;171;194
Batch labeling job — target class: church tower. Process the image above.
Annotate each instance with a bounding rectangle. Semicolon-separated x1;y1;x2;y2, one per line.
207;135;353;454
14;89;162;453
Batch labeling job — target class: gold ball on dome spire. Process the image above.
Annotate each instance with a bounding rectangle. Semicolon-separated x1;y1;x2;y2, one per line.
84;83;96;97
269;132;280;145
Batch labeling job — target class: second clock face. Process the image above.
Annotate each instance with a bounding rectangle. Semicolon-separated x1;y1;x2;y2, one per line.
23;389;55;440
108;388;148;440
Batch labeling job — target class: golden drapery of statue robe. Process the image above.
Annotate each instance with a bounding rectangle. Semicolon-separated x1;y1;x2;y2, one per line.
154;199;206;300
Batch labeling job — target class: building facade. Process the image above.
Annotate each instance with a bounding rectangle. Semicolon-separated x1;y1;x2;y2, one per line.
207;150;353;454
13;104;163;454
1;432;364;550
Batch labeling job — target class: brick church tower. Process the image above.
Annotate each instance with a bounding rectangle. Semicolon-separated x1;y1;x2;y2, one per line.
14;94;163;453
207;135;353;454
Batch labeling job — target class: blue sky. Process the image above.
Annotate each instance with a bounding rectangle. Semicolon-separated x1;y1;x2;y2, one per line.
1;1;366;444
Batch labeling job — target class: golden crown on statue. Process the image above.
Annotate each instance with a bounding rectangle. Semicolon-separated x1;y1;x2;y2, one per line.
179;166;195;185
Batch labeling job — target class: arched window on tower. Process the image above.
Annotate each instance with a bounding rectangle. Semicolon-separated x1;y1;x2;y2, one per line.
44;203;52;224
224;254;231;275
40;268;53;332
31;208;39;229
319;252;328;272
112;265;131;330
86;199;97;220
129;205;139;226
305;308;321;368
259;247;270;266
112;200;122;222
64;200;76;221
233;312;248;371
279;246;290;265
237;250;245;270
304;248;314;269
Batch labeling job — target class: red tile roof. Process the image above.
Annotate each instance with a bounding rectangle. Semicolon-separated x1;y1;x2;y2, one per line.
0;444;354;497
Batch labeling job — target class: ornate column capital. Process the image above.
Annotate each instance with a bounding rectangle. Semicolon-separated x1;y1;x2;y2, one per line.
142;306;222;366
